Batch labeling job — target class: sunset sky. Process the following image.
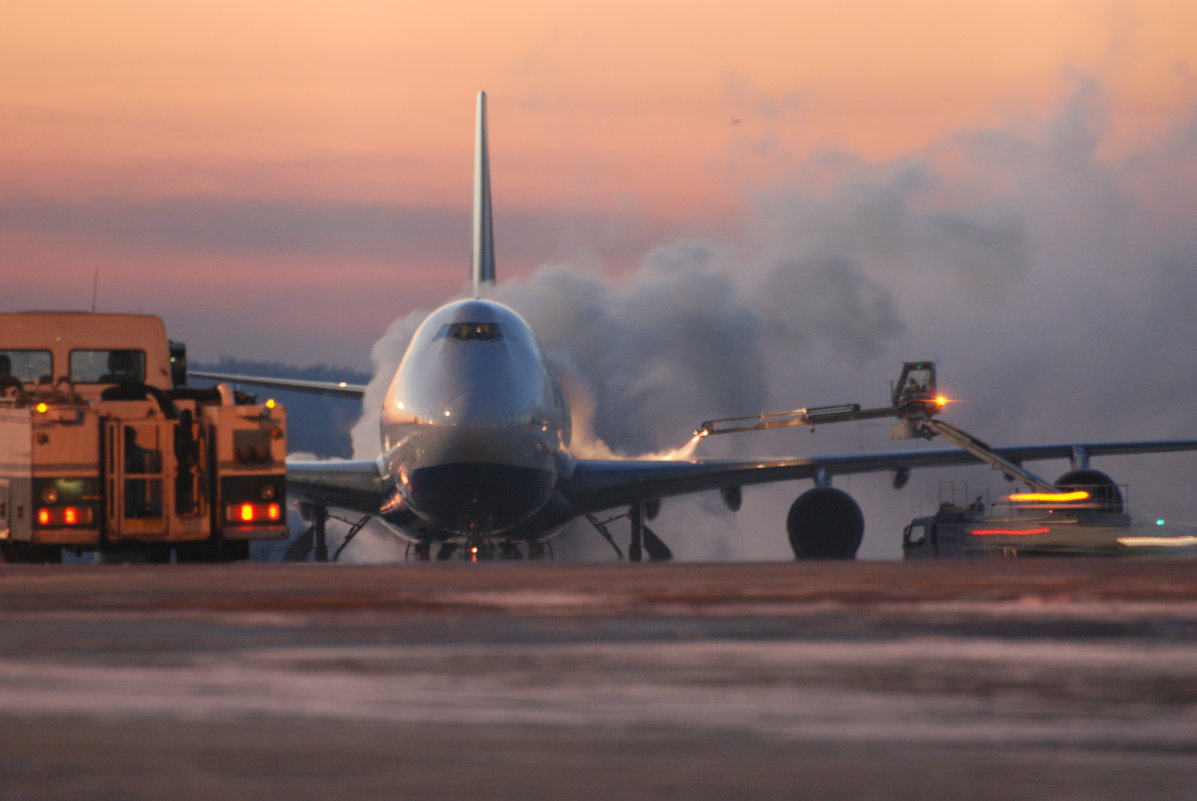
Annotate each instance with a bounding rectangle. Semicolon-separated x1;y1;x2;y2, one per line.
4;1;1193;367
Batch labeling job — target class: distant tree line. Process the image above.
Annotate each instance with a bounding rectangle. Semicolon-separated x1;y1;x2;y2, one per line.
189;358;370;458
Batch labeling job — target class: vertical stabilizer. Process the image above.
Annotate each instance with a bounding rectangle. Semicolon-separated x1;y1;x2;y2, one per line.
472;91;496;296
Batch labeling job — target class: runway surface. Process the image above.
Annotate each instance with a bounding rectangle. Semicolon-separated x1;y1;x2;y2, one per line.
1;559;1196;800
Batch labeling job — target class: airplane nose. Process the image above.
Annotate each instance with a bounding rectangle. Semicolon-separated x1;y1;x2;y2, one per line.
408;459;556;534
396;419;560;535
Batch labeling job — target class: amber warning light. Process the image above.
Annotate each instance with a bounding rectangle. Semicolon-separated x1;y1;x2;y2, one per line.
972;527;1051;536
1007;490;1090;503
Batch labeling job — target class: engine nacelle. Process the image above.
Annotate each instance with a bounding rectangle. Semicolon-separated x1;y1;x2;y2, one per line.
786;487;864;559
1053;469;1123;514
643;498;661;521
720;486;742;512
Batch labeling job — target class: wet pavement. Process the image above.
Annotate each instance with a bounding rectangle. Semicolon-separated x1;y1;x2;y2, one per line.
1;560;1196;800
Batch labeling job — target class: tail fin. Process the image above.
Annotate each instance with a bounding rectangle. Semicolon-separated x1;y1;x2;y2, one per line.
472;91;496;296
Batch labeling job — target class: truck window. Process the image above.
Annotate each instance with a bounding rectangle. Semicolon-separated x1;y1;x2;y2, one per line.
903;523;928;548
70;350;146;384
233;429;274;465
0;350;52;383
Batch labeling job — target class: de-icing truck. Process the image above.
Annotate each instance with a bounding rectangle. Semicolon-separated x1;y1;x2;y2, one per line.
0;312;287;562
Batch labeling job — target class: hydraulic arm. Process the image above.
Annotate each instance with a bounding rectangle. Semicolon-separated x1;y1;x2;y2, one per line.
911;418;1056;493
693;361;1059;493
695;361;945;437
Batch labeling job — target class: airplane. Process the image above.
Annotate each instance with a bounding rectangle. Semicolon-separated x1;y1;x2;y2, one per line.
192;92;1197;562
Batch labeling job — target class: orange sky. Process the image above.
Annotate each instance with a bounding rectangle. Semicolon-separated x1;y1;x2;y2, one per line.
2;0;1195;365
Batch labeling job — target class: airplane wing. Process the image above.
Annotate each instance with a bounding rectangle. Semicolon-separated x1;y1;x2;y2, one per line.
188;372;380;511
286;459;385;512
189;369;1197;536
565;439;1197;514
189;371;366;400
275;437;1197;519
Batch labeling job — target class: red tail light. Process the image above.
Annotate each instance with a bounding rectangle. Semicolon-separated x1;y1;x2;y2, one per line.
227;502;282;524
36;506;93;526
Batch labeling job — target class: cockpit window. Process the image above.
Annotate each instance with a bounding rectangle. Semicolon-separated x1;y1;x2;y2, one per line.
436;322;504;342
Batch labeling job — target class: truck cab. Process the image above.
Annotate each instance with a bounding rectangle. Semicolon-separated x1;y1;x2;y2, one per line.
0;312;286;562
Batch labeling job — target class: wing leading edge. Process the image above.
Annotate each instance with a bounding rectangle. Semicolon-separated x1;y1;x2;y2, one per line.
228;433;1197;521
286;459;385;513
565;439;1197;515
189;370;367;400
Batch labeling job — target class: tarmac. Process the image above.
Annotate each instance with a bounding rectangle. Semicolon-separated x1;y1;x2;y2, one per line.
1;559;1196;800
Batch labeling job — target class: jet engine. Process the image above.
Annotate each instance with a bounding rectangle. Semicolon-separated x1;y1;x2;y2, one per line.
643;498;661;521
720;486;743;512
786;487;864;559
1053;469;1124;514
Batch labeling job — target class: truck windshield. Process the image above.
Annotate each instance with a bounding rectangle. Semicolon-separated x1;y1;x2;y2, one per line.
0;350;52;383
70;350;146;384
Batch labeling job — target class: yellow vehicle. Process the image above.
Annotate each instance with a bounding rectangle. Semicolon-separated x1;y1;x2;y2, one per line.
0;312;286;562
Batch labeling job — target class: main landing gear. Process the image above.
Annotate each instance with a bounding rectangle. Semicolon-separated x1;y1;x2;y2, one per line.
586;502;672;562
285;503;370;563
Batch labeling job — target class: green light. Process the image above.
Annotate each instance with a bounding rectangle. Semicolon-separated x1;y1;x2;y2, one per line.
1156;519;1166;526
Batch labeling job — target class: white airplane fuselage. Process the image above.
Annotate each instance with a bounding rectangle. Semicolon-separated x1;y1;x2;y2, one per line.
379;299;573;541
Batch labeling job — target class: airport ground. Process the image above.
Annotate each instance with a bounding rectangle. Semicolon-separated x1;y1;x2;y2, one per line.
1;559;1196;800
